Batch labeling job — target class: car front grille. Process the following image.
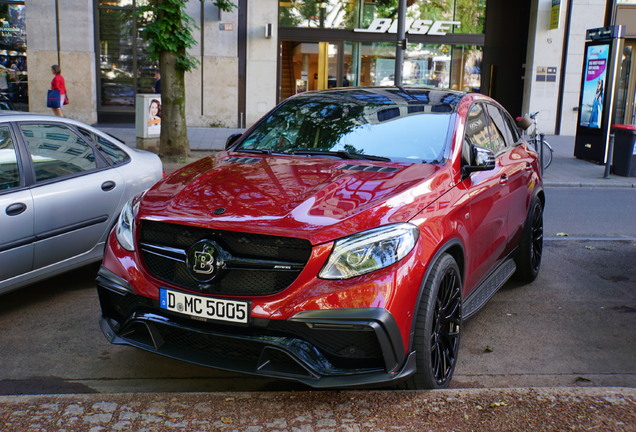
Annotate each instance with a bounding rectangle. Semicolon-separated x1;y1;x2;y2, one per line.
139;220;313;296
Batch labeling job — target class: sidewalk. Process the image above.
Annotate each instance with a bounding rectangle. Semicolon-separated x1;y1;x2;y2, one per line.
99;125;636;188
1;387;634;431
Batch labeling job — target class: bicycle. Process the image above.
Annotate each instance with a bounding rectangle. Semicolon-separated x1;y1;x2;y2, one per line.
517;111;554;171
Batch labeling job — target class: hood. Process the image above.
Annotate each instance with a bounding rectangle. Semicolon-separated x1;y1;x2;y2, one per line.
139;152;450;244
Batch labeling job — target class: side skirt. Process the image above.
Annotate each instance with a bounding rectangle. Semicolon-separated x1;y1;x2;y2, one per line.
463;257;517;320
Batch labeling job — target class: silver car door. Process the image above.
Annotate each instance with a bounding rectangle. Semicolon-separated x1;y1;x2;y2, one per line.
0;124;34;286
18;122;125;270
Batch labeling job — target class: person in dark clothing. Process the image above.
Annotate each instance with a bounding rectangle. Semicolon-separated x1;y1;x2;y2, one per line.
154;71;161;94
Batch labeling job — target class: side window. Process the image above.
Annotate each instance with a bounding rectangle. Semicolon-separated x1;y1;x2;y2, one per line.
463;103;489;165
484;104;508;154
505;112;521;143
77;127;130;166
488;105;519;147
0;126;20;191
20;123;98;182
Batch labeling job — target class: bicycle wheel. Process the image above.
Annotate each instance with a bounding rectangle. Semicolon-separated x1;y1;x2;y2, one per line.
541;140;553;169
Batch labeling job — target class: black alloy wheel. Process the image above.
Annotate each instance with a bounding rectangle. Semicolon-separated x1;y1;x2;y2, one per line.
529;202;543;272
430;264;462;384
515;198;544;282
405;253;462;389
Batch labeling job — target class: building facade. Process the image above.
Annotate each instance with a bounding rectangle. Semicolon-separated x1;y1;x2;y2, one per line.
4;0;633;134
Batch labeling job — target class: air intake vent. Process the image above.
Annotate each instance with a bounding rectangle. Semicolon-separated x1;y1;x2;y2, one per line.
338;164;398;173
223;157;261;164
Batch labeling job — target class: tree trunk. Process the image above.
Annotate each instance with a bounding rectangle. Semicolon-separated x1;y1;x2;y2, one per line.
159;50;189;158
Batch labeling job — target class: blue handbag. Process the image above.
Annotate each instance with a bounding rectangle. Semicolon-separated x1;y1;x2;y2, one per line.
47;89;61;108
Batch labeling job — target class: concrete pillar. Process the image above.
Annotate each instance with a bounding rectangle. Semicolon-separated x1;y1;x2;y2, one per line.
26;0;97;124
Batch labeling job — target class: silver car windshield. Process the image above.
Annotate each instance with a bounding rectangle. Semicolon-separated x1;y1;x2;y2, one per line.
236;92;453;163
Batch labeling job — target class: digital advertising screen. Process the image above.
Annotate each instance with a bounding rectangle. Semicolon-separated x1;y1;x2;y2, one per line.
579;44;610;129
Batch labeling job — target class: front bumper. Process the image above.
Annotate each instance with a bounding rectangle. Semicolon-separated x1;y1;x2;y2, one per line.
97;268;415;388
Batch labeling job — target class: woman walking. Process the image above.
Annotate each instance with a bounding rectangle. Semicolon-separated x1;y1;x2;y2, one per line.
50;64;67;117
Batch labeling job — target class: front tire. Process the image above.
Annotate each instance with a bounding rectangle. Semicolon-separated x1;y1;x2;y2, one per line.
514;197;544;282
405;253;462;389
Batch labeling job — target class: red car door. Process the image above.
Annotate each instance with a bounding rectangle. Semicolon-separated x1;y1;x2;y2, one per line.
460;103;509;294
484;104;536;254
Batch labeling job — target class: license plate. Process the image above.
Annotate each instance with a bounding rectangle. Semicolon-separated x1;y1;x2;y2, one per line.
160;289;249;324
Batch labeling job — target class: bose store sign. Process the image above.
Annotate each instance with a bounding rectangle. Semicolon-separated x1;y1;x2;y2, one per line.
355;18;460;36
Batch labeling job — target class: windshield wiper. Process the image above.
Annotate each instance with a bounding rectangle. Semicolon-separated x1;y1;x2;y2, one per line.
236;148;273;155
290;149;391;162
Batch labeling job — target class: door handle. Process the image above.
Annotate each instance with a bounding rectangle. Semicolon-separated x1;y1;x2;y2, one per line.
6;202;27;216
101;181;116;191
499;175;508;185
524;162;533;171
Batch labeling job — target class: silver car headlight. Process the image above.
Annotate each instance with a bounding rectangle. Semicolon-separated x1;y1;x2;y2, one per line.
115;195;141;252
319;223;419;280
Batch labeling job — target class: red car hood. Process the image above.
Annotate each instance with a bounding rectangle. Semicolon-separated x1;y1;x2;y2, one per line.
139;152;450;244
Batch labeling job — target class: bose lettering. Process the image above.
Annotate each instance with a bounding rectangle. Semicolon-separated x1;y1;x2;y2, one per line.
355;18;460;36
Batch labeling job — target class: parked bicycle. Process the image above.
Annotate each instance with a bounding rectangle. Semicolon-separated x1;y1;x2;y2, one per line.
517;111;553;171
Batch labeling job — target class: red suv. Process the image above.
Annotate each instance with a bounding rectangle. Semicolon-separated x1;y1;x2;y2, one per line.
97;87;544;389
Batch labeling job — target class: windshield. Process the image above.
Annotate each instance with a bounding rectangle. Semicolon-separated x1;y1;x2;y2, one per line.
235;91;453;163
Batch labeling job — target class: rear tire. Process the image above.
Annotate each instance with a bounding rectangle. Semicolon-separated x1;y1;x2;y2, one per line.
403;253;462;389
514;197;544;282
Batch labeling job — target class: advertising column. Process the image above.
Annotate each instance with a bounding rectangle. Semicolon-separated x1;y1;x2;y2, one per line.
574;26;625;163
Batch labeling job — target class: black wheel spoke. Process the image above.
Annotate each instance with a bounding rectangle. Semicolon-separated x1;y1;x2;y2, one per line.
530;206;544;271
429;266;462;384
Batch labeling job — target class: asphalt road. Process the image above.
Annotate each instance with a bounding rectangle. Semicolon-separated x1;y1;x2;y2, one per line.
0;188;634;395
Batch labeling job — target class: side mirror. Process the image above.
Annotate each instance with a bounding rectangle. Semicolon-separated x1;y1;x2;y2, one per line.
463;146;496;175
515;115;532;130
225;133;242;150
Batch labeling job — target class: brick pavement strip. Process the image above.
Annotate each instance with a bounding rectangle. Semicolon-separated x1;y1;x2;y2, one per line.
0;388;634;432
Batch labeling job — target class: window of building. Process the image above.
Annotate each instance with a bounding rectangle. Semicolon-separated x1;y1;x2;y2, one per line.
278;1;485;101
0;1;26;111
280;40;482;99
96;0;158;114
279;0;486;34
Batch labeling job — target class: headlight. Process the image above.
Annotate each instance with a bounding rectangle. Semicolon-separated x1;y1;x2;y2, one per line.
319;223;419;280
115;195;141;252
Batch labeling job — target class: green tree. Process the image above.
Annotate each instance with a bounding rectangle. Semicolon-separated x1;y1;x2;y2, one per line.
139;0;236;158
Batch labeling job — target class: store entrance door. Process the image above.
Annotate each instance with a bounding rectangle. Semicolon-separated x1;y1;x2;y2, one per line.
613;40;636;125
280;41;341;101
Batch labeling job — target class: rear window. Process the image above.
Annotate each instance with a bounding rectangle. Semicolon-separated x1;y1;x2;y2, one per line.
78;127;131;166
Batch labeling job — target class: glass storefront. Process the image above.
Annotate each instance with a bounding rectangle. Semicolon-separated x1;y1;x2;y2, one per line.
0;0;26;111
279;0;485;101
279;0;485;34
96;0;157;113
357;42;481;90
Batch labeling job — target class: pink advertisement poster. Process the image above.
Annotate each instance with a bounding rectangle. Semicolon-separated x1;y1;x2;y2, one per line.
579;44;609;129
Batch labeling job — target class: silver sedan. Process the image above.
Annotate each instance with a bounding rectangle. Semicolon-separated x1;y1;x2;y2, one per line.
0;112;163;294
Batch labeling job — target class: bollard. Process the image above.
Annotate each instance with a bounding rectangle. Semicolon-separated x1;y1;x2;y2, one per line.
539;133;545;175
604;133;615;179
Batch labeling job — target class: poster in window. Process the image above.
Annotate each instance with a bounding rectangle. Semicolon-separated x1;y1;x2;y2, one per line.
579;44;609;129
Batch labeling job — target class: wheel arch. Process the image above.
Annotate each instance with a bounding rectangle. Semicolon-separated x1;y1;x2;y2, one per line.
536;187;545;209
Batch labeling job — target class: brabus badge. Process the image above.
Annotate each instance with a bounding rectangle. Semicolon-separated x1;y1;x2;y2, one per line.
186;240;219;282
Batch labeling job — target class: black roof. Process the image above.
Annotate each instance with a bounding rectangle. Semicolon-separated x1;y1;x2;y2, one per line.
290;86;466;113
